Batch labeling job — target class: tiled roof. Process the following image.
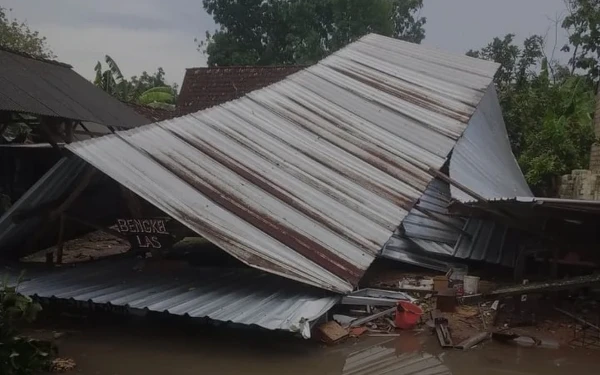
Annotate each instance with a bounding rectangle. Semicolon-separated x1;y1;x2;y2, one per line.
125;102;181;123
177;66;305;114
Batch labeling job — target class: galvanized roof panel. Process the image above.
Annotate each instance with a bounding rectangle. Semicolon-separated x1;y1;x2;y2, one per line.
450;84;532;201
382;178;519;270
67;34;498;293
403;178;465;244
1;259;338;338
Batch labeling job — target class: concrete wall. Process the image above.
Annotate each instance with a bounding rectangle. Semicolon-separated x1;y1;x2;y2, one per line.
559;88;600;199
559;170;600;200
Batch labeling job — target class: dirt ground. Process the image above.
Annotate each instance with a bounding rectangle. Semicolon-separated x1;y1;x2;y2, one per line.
22;230;130;264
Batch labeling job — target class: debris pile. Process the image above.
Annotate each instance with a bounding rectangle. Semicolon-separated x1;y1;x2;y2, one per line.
316;268;600;352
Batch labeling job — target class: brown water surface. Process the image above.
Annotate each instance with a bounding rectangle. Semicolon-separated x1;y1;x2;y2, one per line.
41;319;600;375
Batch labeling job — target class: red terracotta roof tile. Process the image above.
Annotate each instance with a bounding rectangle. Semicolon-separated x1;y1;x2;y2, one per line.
177;66;305;114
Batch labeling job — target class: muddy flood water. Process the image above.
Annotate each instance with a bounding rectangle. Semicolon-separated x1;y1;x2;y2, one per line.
34;316;600;375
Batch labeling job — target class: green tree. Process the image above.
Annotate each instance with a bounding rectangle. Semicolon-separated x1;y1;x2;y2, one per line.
469;34;596;196
200;0;426;66
94;55;129;101
0;282;52;375
562;0;600;80
0;7;54;59
94;56;178;108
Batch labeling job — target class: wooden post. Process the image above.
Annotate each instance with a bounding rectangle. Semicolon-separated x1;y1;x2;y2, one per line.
50;167;96;219
428;167;489;203
64;119;74;144
39;117;64;155
56;214;65;264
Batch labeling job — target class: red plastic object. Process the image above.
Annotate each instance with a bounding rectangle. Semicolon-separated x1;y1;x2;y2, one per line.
395;301;423;330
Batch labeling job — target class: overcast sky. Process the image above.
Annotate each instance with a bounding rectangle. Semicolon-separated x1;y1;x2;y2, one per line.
4;0;570;87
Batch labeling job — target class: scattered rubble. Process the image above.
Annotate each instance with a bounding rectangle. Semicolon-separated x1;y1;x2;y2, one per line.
48;358;76;373
318;269;600;352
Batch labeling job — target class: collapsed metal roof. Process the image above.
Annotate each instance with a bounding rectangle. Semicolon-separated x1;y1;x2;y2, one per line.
0;258;338;338
66;34;498;292
0;48;148;128
382;178;520;270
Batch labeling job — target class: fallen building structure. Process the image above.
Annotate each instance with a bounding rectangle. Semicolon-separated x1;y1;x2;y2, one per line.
65;33;504;293
1;34;545;336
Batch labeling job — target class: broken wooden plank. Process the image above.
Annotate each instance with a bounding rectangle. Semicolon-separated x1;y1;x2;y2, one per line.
315;321;348;344
434;317;454;348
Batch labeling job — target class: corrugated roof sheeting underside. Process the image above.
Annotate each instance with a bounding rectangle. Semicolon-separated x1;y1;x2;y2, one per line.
381;178;517;270
403;178;465;244
450;84;532;202
1;259;339;338
0;157;88;254
67;34;498;293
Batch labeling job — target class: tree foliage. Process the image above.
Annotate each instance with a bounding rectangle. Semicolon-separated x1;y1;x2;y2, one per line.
562;0;600;80
200;0;426;66
94;56;178;108
0;282;52;375
469;30;596;195
0;7;54;59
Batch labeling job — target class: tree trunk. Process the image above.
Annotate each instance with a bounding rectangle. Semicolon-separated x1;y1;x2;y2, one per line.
589;85;600;172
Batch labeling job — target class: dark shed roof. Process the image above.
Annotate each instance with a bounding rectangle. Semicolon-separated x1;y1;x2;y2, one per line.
177;66;305;114
0;48;148;128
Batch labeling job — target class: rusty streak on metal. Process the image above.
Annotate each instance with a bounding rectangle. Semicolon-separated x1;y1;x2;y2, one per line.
167;128;381;252
222;107;414;210
257;96;430;194
116;133;363;284
329;65;473;124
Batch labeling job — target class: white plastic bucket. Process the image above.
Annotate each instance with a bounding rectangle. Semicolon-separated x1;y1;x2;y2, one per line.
449;265;468;282
463;276;480;295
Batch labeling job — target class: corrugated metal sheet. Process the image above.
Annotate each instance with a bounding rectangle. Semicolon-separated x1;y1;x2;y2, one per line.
0;157;88;254
453;219;518;267
381;178;518;270
0;48;148;127
457;196;600;221
67;34;498;293
343;346;451;375
0;259;339;338
450;84;532;201
403;178;465;244
381;235;451;272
